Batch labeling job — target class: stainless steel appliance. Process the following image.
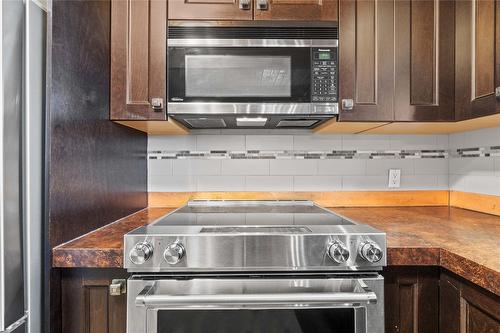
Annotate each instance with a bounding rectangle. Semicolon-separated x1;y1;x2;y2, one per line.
124;201;386;333
1;0;27;332
167;22;338;129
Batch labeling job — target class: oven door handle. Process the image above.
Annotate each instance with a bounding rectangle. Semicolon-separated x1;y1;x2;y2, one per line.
135;284;377;309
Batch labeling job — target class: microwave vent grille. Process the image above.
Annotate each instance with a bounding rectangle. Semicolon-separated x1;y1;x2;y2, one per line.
168;26;338;40
184;118;227;128
277;119;320;128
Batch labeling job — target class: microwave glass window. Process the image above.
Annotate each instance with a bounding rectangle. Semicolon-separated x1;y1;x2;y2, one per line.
185;55;292;97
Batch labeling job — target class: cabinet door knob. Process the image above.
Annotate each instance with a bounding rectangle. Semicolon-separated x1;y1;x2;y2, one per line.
257;0;268;10
342;99;354;111
239;0;251;10
496;87;500;100
151;98;163;112
109;279;126;296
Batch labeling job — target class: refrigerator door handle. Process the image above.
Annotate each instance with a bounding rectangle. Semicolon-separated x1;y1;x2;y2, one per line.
0;313;27;333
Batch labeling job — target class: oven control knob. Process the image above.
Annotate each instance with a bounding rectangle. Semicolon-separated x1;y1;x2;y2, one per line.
359;241;383;263
129;242;154;265
327;241;350;264
164;242;185;265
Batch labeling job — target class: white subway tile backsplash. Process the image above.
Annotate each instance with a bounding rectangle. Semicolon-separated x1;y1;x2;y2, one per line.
448;132;466;149
173;160;221;175
317;160;366;175
149;135;196;151
464;127;500;148
147;127;500;195
293;135;342;151
389;135;442;150
449;175;467;191
221;160;269;175
245;176;293;191
414;159;448;175
365;159;414;176
196;135;245;151
270;159;317;175
464;175;500;196
437;175;449;189
341;176;388;191
449;157;494;176
197;176;245;191
400;175;441;190
149;175;197;192
148;159;172;176
293;176;342;191
435;135;449;150
342;135;391;150
246;135;293;151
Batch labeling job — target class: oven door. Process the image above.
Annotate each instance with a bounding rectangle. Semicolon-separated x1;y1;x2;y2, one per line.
127;275;384;333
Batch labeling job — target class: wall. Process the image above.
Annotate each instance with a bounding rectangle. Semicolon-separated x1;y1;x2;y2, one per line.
449;126;500;196
46;1;147;332
149;127;500;196
149;131;449;192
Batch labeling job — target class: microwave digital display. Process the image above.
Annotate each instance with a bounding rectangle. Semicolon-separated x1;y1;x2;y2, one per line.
318;52;331;60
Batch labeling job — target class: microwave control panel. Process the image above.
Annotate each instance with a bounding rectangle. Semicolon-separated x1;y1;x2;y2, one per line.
311;48;338;103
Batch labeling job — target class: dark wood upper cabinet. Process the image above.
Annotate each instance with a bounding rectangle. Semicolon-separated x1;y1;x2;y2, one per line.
110;0;167;120
338;0;395;122
168;0;253;20
455;0;500;120
254;0;338;21
394;0;455;121
339;0;455;122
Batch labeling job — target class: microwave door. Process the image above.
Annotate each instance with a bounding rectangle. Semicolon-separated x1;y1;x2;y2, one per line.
168;47;312;104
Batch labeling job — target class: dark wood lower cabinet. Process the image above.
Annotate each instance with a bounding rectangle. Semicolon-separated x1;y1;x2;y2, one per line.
383;266;440;333
61;269;128;333
60;267;499;333
440;270;500;333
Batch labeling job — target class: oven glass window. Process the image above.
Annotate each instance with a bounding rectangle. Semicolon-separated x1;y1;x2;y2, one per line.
185;55;292;98
157;309;354;333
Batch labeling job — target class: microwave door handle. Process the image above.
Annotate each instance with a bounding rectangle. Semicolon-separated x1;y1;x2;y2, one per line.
135;288;377;309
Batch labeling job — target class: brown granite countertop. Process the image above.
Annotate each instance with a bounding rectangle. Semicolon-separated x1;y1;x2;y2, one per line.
53;206;500;295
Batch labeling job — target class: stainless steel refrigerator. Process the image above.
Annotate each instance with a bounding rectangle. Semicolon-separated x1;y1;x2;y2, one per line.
0;0;45;331
1;0;26;331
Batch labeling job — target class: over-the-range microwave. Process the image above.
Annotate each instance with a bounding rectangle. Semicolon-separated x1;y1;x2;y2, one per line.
167;22;338;129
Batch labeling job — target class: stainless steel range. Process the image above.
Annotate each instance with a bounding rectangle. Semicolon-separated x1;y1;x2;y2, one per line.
124;200;386;333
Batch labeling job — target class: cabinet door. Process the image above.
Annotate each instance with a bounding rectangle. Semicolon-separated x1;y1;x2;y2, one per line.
338;0;395;122
254;0;337;21
383;267;440;333
110;0;167;120
61;269;128;333
440;271;500;333
456;0;500;120
168;0;253;20
394;0;455;121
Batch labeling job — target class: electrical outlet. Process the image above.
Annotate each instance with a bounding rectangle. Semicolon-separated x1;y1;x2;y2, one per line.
388;169;401;188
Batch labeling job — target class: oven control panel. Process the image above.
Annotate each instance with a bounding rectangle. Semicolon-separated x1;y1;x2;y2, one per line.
311;47;338;103
124;233;386;272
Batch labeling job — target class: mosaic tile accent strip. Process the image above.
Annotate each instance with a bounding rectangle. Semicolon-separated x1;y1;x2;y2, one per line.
148;149;450;160
452;146;500;158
